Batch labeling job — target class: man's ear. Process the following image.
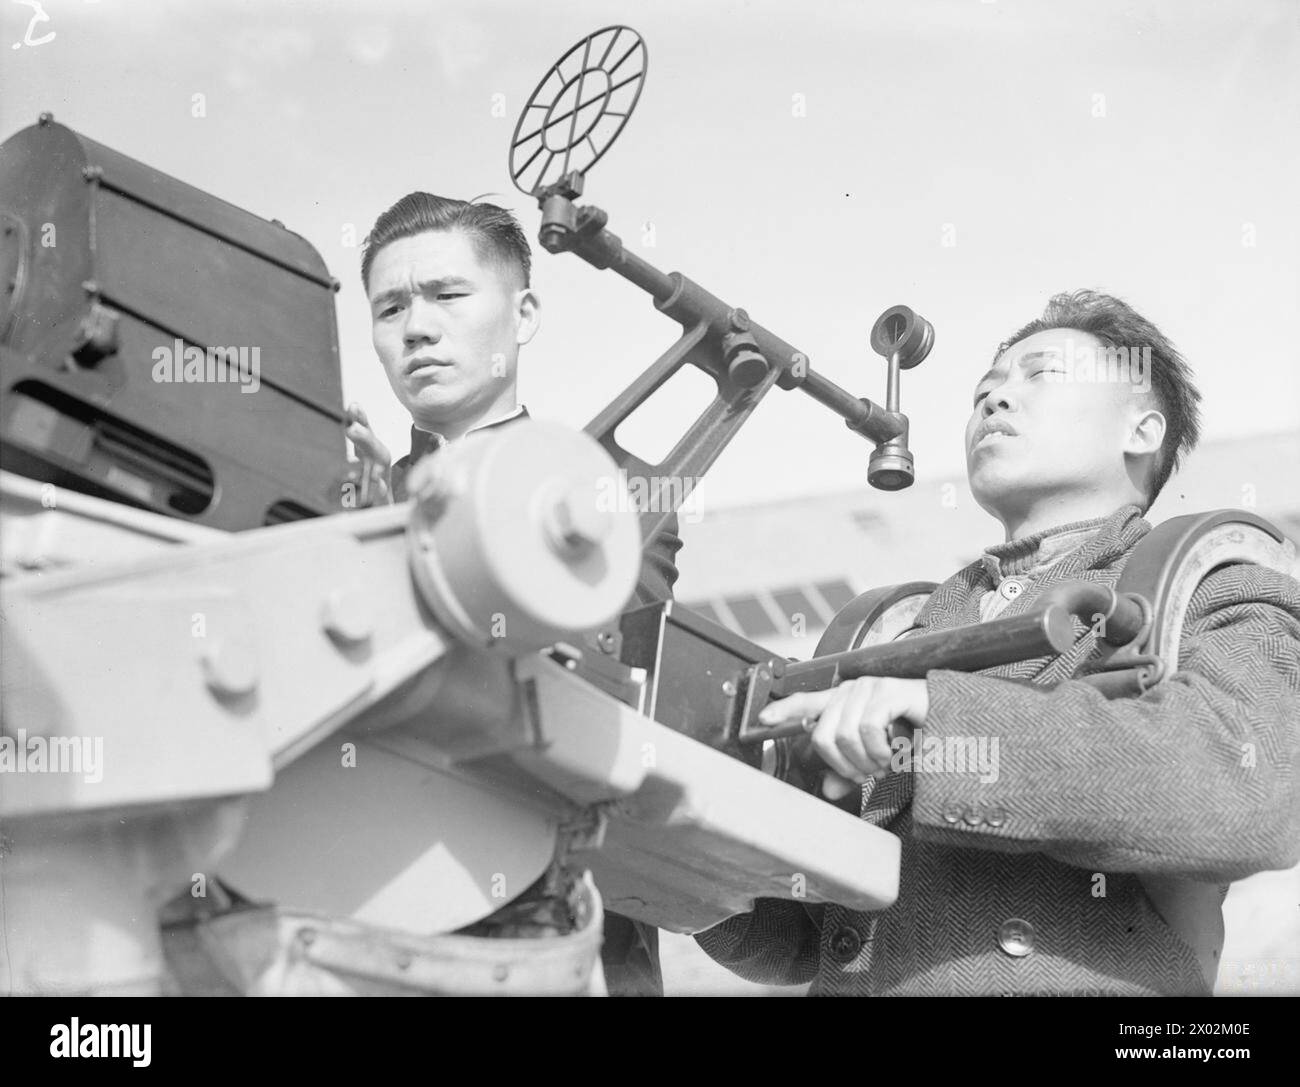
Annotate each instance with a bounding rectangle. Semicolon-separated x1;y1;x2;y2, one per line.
514;288;541;347
1125;404;1166;458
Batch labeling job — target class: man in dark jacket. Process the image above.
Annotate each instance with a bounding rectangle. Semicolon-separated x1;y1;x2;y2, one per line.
696;289;1300;995
347;191;679;994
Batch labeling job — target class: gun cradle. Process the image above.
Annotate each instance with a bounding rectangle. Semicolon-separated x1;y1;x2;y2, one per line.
0;420;901;996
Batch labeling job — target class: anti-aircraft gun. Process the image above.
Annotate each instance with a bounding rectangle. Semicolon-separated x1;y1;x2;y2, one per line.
0;27;1294;996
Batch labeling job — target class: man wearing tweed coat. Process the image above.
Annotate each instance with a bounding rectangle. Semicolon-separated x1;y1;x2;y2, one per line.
695;290;1300;996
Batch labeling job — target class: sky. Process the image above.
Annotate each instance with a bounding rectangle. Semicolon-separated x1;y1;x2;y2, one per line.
3;0;1297;511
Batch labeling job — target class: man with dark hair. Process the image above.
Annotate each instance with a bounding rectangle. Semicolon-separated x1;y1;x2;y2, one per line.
347;191;677;996
696;289;1300;995
348;192;539;500
991;289;1202;509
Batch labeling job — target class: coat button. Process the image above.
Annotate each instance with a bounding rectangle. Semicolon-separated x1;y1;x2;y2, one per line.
998;918;1035;957
828;927;862;963
942;803;963;824
986;807;1007;827
998;578;1025;601
963;805;983;826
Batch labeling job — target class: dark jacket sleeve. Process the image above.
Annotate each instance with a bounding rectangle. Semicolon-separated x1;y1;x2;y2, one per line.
913;563;1300;882
693;900;825;986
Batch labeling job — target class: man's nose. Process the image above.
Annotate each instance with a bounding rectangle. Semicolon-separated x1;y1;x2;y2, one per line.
403;296;443;347
982;388;1016;416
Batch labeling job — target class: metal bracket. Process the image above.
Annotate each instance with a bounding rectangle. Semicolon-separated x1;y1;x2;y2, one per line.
1077;591;1166;693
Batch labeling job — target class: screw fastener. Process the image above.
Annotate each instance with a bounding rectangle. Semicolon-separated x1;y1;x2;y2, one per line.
321;589;374;645
200;640;259;697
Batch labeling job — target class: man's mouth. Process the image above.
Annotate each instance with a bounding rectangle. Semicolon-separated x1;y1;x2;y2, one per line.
404;356;452;377
971;419;1020;451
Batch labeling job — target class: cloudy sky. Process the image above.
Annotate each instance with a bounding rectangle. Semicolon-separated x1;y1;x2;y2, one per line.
3;0;1296;510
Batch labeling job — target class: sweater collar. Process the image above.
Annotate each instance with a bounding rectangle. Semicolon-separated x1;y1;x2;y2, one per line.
980;504;1144;585
904;503;1153;640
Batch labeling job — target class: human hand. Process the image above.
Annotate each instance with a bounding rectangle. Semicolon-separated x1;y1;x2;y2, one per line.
758;676;929;800
345;402;393;506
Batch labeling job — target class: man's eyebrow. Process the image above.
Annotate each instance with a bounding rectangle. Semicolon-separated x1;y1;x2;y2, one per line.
417;275;474;292
369;286;407;308
974;349;1065;388
369;276;476;308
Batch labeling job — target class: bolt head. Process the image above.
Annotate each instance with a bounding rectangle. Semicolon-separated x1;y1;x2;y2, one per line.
548;484;613;556
321;589;373;645
201;640;259;697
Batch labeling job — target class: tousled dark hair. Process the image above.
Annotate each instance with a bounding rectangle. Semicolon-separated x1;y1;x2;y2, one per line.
360;192;532;292
995;289;1202;507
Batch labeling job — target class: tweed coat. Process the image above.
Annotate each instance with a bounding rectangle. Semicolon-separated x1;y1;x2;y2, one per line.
695;503;1300;995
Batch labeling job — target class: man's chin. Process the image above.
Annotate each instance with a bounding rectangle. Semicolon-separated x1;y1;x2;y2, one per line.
969;470;1033;515
404;385;463;416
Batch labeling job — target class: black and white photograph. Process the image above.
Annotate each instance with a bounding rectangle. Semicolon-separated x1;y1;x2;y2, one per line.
0;0;1297;1058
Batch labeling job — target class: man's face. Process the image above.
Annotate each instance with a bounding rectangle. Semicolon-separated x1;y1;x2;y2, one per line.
367;229;538;431
965;328;1155;522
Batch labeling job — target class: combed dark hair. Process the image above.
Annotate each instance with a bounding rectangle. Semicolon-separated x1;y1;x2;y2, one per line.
360;192;532;291
995;289;1202;507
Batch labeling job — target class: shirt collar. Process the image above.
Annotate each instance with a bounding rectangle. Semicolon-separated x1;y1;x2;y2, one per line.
408;404;528;461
